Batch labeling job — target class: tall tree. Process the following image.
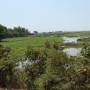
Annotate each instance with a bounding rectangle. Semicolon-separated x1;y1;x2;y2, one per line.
0;24;7;41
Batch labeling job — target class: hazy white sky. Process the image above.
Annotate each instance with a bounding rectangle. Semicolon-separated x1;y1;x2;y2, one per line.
0;0;90;32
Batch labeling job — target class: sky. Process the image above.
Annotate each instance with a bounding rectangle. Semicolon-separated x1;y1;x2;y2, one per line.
0;0;90;32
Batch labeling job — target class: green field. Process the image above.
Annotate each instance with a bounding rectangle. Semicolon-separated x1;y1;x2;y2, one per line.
0;36;63;60
0;33;90;90
0;32;89;60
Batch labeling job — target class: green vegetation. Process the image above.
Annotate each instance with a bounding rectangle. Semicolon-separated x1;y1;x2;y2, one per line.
0;24;30;41
0;36;63;60
0;45;25;89
78;37;90;44
0;42;90;90
64;31;90;37
0;25;90;90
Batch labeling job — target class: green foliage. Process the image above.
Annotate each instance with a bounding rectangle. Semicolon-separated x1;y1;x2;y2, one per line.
0;36;63;60
0;24;7;41
0;36;90;90
44;40;51;48
0;24;30;41
24;44;65;89
0;45;26;89
0;45;14;88
0;45;11;68
33;45;90;90
13;26;30;37
81;44;90;59
24;48;47;90
53;41;60;50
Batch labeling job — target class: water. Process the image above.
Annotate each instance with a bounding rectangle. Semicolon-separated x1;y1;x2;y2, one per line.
16;59;40;69
16;60;32;69
63;48;81;56
63;37;81;56
63;37;79;44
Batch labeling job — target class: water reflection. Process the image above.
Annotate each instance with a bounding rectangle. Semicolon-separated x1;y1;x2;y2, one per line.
63;37;79;43
63;37;81;56
63;48;81;56
16;60;32;69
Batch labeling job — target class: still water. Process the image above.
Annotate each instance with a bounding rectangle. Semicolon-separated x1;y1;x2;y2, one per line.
63;48;81;56
63;37;79;44
63;37;81;56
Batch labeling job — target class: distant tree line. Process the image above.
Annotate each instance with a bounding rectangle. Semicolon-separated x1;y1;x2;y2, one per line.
0;24;31;41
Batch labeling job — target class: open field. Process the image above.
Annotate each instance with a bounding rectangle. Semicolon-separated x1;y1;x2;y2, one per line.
0;36;63;59
0;32;89;60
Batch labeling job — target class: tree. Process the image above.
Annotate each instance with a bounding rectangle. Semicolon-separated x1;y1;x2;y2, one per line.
13;26;30;37
0;24;30;40
0;24;7;41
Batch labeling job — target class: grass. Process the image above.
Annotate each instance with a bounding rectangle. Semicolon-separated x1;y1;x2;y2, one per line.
1;32;89;60
78;37;90;45
0;36;63;60
64;45;83;48
64;31;90;37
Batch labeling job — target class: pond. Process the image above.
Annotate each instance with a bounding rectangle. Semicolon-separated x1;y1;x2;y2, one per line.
16;59;40;69
63;37;79;44
16;60;32;69
63;37;82;56
63;48;82;56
